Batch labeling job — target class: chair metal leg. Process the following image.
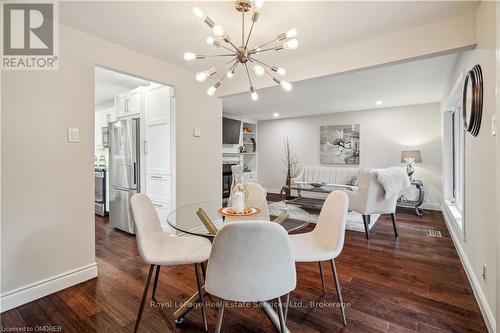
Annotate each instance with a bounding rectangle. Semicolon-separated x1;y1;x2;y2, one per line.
390;213;399;238
283;293;290;323
318;261;326;293
134;264;155;333
330;259;347;325
277;296;286;333
215;300;225;333
194;264;208;332
201;261;207;282
151;265;160;302
362;215;370;239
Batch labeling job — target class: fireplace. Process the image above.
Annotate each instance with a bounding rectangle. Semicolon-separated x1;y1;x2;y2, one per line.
222;162;238;204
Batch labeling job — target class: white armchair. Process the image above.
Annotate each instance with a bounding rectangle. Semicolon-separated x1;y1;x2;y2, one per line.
346;169;399;239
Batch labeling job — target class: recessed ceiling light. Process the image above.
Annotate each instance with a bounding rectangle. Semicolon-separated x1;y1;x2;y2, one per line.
375;100;383;105
273;113;280;118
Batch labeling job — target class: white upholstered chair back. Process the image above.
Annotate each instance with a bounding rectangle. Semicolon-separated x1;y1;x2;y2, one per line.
205;221;296;302
226;181;270;222
348;169;398;215
130;193;163;260
313;191;349;253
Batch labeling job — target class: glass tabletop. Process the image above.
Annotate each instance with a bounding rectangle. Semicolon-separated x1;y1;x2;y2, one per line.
167;201;312;237
284;182;356;193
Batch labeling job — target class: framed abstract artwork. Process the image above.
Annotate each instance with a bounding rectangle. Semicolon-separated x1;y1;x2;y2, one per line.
320;124;360;165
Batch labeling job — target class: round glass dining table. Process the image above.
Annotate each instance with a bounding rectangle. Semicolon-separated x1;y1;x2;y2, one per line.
167;200;312;237
166;201;311;333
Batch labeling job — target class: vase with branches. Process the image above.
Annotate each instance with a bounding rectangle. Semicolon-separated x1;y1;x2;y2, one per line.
282;136;299;199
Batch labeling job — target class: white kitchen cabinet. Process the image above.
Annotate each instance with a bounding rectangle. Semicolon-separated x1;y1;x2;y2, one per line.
146;174;171;204
145;85;171;175
144;84;173;232
116;86;143;118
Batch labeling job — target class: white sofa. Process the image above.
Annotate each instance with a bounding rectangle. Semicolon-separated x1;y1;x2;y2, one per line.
292;166;360;186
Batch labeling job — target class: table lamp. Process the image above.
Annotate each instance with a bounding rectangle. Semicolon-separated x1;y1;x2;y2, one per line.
401;150;422;180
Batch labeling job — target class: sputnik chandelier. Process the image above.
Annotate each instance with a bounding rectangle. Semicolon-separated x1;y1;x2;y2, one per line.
184;0;298;100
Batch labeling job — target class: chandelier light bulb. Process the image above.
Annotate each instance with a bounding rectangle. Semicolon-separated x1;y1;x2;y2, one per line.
276;67;286;76
226;71;234;79
254;0;264;9
280;80;292;91
192;7;205;20
283;39;299;50
212;25;225;37
250;87;259;101
206;36;215;45
286;28;298;39
253;65;265;77
207;86;217;96
184;52;196;61
196;72;208;82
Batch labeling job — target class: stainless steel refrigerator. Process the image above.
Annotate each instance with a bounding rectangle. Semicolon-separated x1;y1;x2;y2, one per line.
109;118;140;234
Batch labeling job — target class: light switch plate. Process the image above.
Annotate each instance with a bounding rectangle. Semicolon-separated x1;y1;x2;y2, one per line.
67;128;80;143
193;127;201;137
492;115;496;136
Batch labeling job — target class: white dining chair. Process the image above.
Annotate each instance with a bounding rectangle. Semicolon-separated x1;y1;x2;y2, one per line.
289;190;349;325
130;193;212;332
346;169;399;239
225;181;270;222
205;221;296;333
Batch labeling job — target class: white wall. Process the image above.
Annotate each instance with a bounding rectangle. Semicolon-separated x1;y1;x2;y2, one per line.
0;24;222;311
441;2;497;331
497;3;500;331
258;103;442;208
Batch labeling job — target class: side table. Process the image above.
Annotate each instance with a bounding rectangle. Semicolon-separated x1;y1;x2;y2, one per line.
397;179;424;216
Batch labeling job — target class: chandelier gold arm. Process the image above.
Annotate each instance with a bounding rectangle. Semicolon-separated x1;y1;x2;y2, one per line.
244;62;254;87
244;11;259;50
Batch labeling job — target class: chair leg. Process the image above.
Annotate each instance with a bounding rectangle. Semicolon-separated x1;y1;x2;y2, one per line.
201;261;207;282
134;264;155;333
151;265;160;302
390;213;399;238
194;263;208;332
362;215;370;240
277;296;286;333
283;293;290;323
318;261;326;293
330;259;347;326
215;300;225;333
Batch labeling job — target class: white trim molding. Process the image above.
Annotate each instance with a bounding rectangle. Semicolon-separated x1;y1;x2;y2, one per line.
442;209;496;333
0;263;98;313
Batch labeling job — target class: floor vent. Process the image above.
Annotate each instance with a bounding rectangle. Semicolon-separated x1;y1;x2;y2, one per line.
429;230;442;237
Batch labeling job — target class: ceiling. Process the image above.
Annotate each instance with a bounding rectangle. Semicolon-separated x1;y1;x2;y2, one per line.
223;53;459;120
61;1;477;75
94;67;150;107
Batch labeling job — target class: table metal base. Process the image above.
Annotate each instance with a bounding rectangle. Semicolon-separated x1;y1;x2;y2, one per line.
173;290;290;332
260;301;290;333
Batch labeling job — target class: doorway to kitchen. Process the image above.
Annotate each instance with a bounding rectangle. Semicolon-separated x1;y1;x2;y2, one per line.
94;66;175;235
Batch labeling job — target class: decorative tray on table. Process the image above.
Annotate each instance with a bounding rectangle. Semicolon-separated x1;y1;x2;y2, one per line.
218;207;260;217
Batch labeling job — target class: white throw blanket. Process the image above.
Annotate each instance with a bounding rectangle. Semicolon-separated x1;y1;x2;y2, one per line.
376;167;411;199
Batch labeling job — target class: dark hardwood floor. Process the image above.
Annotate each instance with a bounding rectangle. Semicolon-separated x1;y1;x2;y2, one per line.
1;201;488;332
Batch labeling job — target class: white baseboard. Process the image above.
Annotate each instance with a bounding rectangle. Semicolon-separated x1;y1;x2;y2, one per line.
442;208;496;333
0;263;98;313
